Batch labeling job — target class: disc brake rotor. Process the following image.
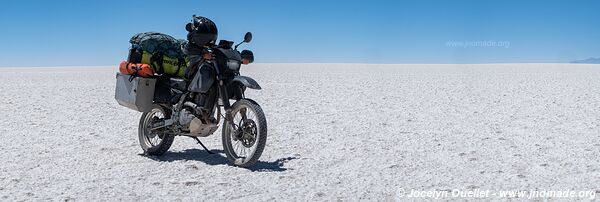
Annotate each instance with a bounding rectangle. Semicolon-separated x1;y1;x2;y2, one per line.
240;120;257;147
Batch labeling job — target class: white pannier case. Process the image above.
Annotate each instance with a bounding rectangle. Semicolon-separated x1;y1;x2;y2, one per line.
115;73;156;112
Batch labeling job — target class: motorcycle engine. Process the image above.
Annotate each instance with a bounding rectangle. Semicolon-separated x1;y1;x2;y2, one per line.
179;108;218;137
179;109;196;126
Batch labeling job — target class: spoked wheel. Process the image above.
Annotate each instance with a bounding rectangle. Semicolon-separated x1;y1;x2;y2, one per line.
222;99;267;167
138;104;174;155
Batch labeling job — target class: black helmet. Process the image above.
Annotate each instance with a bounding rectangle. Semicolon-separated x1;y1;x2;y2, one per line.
186;15;218;46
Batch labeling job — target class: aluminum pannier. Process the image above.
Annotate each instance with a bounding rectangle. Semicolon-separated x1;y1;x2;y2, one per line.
115;73;156;112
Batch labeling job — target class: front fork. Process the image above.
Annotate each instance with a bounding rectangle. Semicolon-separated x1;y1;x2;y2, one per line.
217;79;248;132
210;59;247;132
217;80;236;127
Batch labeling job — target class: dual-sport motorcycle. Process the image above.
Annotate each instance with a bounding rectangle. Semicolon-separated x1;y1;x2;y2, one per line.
135;32;267;167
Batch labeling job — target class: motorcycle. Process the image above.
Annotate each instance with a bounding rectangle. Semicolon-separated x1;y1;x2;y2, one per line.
136;32;267;167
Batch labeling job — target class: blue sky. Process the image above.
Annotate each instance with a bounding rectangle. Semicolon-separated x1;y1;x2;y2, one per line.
0;0;599;66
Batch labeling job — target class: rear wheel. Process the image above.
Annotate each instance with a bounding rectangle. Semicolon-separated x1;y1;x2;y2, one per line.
138;104;174;155
222;99;267;167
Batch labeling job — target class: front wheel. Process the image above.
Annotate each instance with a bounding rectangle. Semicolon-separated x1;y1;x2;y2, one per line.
138;104;174;155
222;99;267;167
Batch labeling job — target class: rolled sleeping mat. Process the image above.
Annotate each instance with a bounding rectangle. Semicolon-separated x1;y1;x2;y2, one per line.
119;61;155;77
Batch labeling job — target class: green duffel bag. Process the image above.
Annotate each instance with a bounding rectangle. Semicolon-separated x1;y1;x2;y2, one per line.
127;32;189;77
140;51;188;77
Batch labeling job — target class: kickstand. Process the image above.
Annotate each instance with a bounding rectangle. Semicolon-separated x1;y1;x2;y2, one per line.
192;137;215;154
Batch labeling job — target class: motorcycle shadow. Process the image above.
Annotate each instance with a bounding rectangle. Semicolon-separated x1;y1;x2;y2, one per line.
141;149;297;172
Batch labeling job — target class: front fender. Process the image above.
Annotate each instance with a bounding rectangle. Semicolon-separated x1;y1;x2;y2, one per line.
230;76;261;90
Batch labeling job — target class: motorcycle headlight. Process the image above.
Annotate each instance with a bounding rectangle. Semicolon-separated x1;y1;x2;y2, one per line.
227;60;241;71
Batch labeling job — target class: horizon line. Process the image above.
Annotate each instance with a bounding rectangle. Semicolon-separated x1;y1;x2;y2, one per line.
2;62;599;69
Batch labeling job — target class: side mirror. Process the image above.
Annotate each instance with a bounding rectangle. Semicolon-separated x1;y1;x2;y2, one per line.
241;50;254;64
243;32;252;43
235;32;253;50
